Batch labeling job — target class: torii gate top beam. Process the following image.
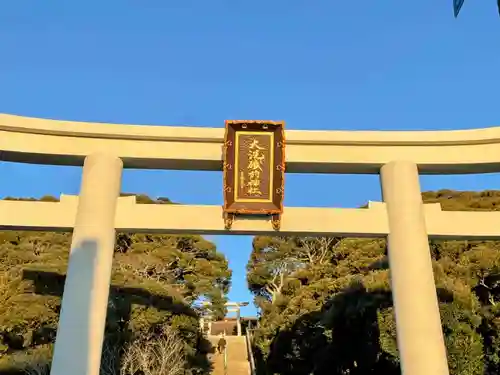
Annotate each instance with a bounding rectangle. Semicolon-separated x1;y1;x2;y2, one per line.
1;113;500;174
200;301;249;308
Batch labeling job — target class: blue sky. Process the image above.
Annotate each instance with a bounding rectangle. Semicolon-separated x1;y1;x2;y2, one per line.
0;1;499;318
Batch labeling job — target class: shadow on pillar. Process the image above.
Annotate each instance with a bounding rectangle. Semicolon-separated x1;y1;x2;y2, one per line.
0;268;213;374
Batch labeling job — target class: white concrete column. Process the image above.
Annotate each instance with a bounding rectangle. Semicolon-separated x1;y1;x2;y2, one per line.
236;308;242;336
51;153;123;375
380;160;449;375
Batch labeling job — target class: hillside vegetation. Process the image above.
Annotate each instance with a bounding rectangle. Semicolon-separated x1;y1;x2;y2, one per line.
248;190;500;375
0;194;232;375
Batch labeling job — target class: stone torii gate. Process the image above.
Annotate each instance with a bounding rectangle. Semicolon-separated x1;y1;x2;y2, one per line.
200;301;249;336
226;301;249;337
2;113;500;375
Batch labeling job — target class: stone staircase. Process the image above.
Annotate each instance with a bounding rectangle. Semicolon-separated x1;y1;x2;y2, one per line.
208;335;250;375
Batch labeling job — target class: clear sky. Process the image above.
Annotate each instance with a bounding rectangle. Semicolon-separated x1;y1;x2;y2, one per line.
0;1;499;317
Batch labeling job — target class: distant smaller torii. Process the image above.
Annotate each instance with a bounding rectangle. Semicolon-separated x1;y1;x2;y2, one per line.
200;301;249;336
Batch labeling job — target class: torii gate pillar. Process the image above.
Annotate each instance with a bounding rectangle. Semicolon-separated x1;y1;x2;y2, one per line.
50;153;123;375
381;161;449;375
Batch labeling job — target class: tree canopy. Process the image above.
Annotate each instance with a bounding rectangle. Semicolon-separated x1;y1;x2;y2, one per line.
248;189;500;375
0;194;232;375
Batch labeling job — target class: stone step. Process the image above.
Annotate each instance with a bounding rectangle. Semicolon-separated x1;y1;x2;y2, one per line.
208;335;250;375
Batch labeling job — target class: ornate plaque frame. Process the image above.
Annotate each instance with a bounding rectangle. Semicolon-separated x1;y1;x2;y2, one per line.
222;120;285;230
